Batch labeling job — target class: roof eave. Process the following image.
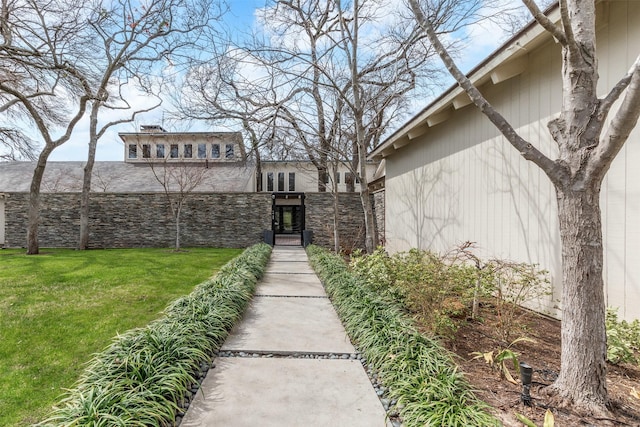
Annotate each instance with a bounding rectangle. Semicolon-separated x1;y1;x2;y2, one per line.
368;3;560;161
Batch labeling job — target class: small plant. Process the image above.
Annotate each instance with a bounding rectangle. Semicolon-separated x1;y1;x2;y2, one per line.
515;409;555;427
350;247;393;292
470;337;536;385
606;307;640;365
486;260;551;342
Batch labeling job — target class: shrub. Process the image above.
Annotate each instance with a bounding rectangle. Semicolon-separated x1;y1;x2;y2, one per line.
485;260;551;341
308;245;500;427
606;307;640;365
38;243;271;426
351;244;551;341
351;247;489;337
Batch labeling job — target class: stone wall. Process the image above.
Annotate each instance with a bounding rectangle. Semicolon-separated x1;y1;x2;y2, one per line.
305;192;366;252
372;190;385;246
4;192;369;250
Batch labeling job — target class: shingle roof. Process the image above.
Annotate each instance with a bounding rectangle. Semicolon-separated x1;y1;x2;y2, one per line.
0;161;255;193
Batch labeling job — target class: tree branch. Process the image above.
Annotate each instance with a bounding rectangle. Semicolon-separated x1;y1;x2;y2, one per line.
521;0;567;45
408;0;567;186
589;67;640;182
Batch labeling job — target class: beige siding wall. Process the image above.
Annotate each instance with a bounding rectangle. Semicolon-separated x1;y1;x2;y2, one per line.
385;1;640;320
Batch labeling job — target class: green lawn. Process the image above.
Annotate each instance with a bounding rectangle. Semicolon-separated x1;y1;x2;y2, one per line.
0;247;243;426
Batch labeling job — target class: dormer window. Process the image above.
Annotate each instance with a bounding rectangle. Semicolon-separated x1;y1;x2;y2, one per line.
197;144;206;159
120;131;244;163
184;144;193;158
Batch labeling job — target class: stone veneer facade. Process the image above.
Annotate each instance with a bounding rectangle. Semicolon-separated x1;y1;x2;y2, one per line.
372;190;385;246
4;192;371;250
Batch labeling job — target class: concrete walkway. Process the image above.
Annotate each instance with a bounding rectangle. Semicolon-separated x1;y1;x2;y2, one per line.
180;246;391;427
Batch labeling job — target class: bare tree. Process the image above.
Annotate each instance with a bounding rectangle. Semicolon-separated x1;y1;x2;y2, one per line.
176;46;291;192
330;0;441;252
138;142;208;251
77;0;218;250
409;0;640;414
187;0;439;252
0;0;94;254
0;127;37;160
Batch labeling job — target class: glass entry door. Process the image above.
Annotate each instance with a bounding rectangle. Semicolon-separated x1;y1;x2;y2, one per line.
271;192;305;246
274;205;302;234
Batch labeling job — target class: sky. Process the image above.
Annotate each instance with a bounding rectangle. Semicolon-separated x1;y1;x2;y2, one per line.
46;0;517;163
49;0;265;162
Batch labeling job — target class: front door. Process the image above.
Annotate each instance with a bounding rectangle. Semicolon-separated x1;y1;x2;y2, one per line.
274;205;302;234
272;193;305;246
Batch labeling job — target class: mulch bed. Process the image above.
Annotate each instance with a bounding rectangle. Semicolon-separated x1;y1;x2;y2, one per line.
438;307;640;426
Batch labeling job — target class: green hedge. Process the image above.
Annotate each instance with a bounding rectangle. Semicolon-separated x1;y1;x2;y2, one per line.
38;243;272;426
307;245;500;427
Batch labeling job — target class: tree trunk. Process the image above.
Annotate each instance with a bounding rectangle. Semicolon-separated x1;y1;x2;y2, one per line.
332;163;340;252
358;177;376;253
255;152;263;192
175;202;182;251
317;166;328;192
79;105;100;250
357;138;376;253
550;184;608;411
27;145;55;254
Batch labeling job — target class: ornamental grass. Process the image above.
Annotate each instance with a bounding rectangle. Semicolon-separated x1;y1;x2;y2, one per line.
306;245;500;427
38;243;271;426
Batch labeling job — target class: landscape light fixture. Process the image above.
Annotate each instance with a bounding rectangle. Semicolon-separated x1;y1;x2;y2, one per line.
519;361;533;407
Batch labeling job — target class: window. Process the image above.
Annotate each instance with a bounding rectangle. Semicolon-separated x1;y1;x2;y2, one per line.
336;172;340;183
170;144;179;158
211;144;220;158
184;144;193;158
267;172;274;191
344;173;360;184
197;143;206;159
278;172;285;191
142;144;151;158
128;144;137;159
225;144;234;159
156;144;165;158
288;172;295;191
345;172;354;186
323;172;329;184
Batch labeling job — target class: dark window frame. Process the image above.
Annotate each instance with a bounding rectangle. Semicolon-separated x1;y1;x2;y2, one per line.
225;144;234;159
170;144;179;158
267;172;274;191
288;172;295;191
197;143;207;159
277;172;285;191
211;144;220;159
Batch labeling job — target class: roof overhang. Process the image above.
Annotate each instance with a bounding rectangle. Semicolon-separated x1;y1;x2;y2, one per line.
368;3;562;161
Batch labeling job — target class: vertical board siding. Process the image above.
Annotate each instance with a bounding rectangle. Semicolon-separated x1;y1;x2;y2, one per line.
385;1;639;321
